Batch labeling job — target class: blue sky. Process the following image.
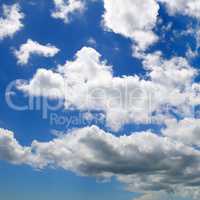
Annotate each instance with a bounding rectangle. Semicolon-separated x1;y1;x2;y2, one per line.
0;0;200;200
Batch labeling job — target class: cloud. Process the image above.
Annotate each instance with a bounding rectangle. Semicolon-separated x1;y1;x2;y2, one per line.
134;192;171;200
0;4;24;40
14;39;60;65
102;0;159;56
101;0;200;57
1;126;200;199
183;25;200;59
87;37;97;46
51;0;85;23
158;0;200;19
163;118;200;146
0;128;30;165
17;68;65;98
17;47;199;131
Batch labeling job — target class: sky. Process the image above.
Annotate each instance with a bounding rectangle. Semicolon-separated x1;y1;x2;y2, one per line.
0;0;200;200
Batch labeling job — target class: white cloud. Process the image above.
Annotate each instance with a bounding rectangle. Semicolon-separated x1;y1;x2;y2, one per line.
101;0;200;57
143;51;196;88
158;0;200;19
132;31;158;57
1;126;200;199
14;39;60;65
184;26;200;59
0;4;24;40
51;0;85;23
17;68;65;98
163;118;200;146
17;47;199;131
102;0;159;56
0;128;30;165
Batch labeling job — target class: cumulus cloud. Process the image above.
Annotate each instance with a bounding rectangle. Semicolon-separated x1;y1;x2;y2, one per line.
102;0;159;56
17;47;199;131
1;126;200;199
0;128;30;165
15;48;200;200
0;4;24;40
158;0;200;19
17;68;65;98
14;39;60;65
51;0;85;23
163;118;200;146
102;0;200;57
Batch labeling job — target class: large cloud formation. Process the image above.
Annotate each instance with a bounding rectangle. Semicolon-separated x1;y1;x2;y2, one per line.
2;1;200;200
1;126;200;199
10;46;200;199
17;47;199;131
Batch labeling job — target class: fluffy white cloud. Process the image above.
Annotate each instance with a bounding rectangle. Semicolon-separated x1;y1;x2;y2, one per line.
158;0;200;19
17;68;65;98
102;0;200;56
14;39;60;65
132;31;158;57
102;0;159;56
0;128;30;165
163;118;200;146
143;51;196;88
0;4;24;40
51;0;85;23
17;47;199;131
1;126;200;199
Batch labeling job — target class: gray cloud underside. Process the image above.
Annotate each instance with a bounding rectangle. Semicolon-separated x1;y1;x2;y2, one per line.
1;126;200;199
